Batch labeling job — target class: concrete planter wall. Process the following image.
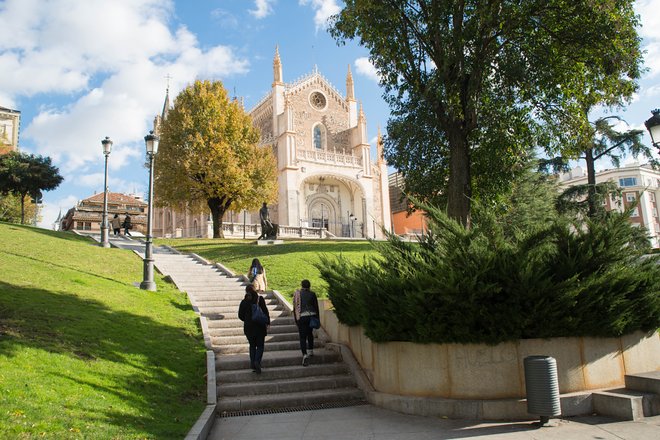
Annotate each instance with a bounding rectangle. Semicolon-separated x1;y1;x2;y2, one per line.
319;299;660;401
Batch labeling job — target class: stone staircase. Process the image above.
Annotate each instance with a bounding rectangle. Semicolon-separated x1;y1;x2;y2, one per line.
592;371;660;421
153;249;365;414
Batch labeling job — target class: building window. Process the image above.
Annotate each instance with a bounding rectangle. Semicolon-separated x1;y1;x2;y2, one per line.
626;193;636;202
653;208;658;218
630;207;639;217
313;124;326;150
76;222;84;230
619;177;637;187
650;193;656;202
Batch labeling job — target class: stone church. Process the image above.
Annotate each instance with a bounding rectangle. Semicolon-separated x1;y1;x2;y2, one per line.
153;47;391;239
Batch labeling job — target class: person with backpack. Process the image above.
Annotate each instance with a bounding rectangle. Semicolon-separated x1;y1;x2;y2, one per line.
122;214;132;236
238;284;270;374
247;258;267;293
293;279;320;366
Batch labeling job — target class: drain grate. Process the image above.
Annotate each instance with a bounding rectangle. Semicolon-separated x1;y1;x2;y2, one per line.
219;400;368;418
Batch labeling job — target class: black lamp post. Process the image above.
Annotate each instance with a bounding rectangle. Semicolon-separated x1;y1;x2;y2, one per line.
100;136;113;248
140;131;159;291
644;109;660;151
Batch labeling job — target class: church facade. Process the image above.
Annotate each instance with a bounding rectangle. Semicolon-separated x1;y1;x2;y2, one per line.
153;48;391;239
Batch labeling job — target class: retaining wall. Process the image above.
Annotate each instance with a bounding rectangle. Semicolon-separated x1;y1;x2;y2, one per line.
318;299;660;403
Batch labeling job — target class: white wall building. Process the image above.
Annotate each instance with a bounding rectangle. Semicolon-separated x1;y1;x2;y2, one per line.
558;163;660;248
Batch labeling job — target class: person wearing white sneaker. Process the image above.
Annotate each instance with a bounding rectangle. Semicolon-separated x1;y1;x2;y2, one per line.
293;279;319;367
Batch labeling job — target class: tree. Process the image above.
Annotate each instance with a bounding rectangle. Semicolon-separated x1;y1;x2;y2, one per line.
331;0;642;227
0;151;63;224
0;193;38;224
579;117;655;217
155;80;278;238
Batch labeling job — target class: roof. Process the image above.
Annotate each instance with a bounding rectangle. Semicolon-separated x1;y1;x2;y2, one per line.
0;106;20;113
82;192;147;205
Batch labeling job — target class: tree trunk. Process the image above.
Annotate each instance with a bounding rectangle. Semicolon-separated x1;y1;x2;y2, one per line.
585;149;597;218
207;197;225;239
20;192;25;225
446;127;472;228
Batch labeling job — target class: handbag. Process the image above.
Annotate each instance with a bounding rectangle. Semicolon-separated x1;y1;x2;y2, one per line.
309;315;320;329
251;303;268;326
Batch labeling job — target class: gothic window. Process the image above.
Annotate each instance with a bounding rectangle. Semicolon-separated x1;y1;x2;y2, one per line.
313;124;326;150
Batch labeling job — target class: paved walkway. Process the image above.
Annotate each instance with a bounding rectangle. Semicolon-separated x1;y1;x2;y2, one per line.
92;233;660;440
209;405;660;440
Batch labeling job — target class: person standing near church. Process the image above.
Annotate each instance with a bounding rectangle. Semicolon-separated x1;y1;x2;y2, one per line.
293;279;319;366
248;258;267;293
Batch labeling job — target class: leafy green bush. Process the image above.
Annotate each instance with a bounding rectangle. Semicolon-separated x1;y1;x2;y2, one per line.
318;204;660;344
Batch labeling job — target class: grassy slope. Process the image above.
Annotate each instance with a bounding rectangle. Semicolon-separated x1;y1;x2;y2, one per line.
157;238;377;299
0;223;205;439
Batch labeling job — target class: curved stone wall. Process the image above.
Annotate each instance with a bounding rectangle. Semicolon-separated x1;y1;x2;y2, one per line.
319;299;660;400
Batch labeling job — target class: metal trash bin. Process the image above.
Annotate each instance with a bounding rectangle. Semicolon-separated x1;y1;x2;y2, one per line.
524;355;561;424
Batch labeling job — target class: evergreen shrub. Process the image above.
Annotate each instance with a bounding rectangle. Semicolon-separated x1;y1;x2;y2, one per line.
318;205;660;344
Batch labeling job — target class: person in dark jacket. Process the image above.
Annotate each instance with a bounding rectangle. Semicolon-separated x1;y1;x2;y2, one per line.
122;214;132;236
292;279;319;366
238;284;270;373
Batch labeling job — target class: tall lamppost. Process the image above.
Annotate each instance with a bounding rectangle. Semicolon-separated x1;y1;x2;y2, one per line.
100;136;113;248
644;109;660;151
349;213;355;238
140;131;159;291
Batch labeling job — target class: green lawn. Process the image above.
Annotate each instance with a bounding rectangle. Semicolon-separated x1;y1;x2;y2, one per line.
0;222;206;439
157;238;378;299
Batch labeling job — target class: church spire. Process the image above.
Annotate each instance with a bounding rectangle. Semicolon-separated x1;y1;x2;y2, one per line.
162;73;172;120
273;45;283;85
346;64;355;101
376;125;384;165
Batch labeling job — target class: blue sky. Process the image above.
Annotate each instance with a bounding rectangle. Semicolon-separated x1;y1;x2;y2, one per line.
1;0;658;229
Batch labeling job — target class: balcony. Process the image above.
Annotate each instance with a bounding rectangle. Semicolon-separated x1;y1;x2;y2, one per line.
297;149;362;168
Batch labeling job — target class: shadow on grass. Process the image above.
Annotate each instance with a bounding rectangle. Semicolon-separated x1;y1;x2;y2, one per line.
172;240;375;262
0;281;205;439
0;221;95;244
2;250;132;286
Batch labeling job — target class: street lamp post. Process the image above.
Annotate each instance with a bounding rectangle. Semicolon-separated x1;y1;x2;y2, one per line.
100;137;113;248
644;109;660;151
349;213;355;238
140;131;159;291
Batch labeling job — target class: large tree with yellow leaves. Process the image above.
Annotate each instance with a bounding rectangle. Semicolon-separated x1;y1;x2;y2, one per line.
155;80;278;238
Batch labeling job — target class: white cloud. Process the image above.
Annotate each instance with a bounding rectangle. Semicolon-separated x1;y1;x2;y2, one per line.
642;84;660;98
299;0;340;31
249;0;276;19
355;57;379;82
636;0;660;77
2;0;249;173
36;194;78;229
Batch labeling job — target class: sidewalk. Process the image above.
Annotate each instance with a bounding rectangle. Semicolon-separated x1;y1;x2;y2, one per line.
208;404;660;440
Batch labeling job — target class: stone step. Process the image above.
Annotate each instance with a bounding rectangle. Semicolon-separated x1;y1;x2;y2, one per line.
218;373;357;397
205;315;293;328
217;388;365;412
625;371;660;395
213;332;301;345
194;298;279;307
593;388;659;420
197;305;284;315
214;339;316;355
216;348;340;370
209;324;299;337
217;362;350;384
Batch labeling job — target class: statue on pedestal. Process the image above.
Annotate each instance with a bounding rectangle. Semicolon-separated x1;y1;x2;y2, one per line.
258;202;277;240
